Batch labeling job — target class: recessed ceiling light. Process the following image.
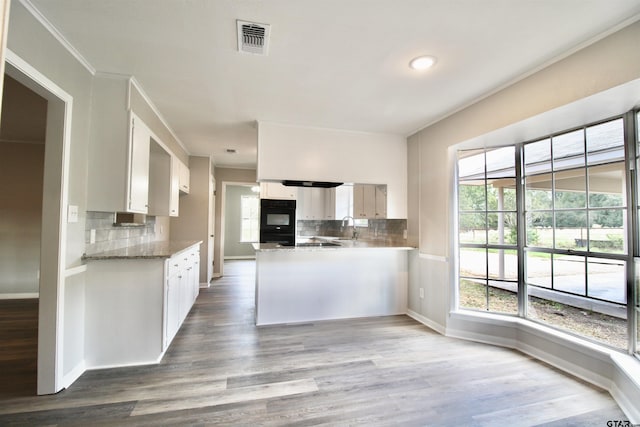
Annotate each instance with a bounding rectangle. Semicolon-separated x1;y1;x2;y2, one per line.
409;55;437;71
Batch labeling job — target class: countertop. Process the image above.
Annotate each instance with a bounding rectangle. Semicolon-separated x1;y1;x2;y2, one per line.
252;237;415;252
83;240;202;260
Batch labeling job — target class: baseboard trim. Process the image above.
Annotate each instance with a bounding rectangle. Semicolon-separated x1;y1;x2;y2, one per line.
61;361;86;390
406;309;446;335
0;292;39;299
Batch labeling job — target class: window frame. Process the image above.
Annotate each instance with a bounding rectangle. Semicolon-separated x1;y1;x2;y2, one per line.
456;112;638;356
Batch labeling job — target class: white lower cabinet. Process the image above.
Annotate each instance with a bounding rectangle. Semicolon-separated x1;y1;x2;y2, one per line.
163;246;200;350
85;242;201;369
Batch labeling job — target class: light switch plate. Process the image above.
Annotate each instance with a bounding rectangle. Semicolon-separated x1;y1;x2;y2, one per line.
68;204;79;223
90;229;96;244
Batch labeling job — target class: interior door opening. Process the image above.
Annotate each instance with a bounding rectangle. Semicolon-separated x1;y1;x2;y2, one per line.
0;73;47;396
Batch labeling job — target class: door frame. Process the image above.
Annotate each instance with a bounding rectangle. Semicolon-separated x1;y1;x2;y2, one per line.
219;181;258;276
5;49;73;395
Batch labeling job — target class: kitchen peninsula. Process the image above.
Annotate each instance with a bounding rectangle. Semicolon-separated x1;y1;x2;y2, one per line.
83;240;201;368
253;238;414;325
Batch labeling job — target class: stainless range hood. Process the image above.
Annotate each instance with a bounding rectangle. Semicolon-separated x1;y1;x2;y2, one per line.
281;180;343;188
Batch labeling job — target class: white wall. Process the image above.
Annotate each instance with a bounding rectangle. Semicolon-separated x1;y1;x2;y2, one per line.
0;142;44;296
257;121;407;218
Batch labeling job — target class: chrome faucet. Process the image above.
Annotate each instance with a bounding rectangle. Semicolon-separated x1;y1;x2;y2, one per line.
341;216;358;240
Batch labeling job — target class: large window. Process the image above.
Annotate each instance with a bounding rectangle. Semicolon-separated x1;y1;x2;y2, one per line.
457;115;638;354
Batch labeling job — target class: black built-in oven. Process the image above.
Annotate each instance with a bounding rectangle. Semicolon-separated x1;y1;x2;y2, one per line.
259;199;296;245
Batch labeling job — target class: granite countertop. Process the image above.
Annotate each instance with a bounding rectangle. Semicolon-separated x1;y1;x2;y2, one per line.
252;236;415;252
83;240;202;260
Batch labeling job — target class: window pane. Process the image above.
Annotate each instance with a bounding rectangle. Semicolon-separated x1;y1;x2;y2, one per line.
526;173;553;210
588;162;625;208
527;295;627;349
555;211;587;250
586;118;624;165
554;169;586;209
459;213;486;244
459;182;485;211
526;251;551;288
553;254;585;296
553;129;585;170
587;258;625;304
459;248;486;278
488;179;516;211
459;278;487;311
488;249;517;281
488;280;518;314
589;209;625;254
486;146;515;179
526;212;552;247
524;138;551;175
458;149;485;180
488;212;517;245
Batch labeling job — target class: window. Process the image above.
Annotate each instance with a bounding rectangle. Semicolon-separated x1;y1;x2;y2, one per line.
240;195;259;243
457;115;637;353
457;146;518;315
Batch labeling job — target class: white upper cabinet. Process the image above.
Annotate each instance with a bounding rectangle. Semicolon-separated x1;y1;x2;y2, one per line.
87;75;189;215
353;184;386;219
298;187;335;220
178;160;190;194
259;182;297;200
169;156;180;216
87;76;151;213
128;114;151;213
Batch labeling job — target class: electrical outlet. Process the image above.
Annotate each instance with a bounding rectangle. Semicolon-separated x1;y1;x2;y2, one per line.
403;229;407;239
67;204;79;223
90;229;96;244
419;288;424;299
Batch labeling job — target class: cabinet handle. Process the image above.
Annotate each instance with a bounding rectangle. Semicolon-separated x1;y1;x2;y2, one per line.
174;264;179;267
178;275;182;279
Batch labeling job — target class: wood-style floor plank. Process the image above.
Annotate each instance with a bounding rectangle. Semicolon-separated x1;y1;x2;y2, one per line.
0;260;629;426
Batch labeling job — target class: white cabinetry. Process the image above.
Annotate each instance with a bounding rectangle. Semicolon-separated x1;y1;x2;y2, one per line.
85;243;201;369
164;246;200;349
87;76;152;213
298;187;335;220
353;184;387;219
169;157;180;217
260;182;297;200
178;159;190;193
128;114;151;213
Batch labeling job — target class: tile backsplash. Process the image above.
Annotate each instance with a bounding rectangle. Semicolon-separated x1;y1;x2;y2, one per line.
84;211;157;255
297;219;407;245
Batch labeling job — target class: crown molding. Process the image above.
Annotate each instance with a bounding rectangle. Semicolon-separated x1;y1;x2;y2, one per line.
19;0;96;75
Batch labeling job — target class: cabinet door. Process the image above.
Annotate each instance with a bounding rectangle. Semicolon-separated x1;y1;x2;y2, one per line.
169;156;180;217
260;182;297;200
165;274;181;347
179;160;190;193
128;114;150;213
374;185;387;218
323;188;336;219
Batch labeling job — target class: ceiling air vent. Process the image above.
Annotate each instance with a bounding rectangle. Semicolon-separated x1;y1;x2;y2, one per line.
237;20;270;55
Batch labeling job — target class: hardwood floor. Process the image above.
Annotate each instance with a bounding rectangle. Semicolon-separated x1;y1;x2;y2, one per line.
0;260;628;426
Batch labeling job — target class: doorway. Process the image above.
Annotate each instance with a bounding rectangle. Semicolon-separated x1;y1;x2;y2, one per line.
218;182;259;276
0;74;47;396
3;51;73;395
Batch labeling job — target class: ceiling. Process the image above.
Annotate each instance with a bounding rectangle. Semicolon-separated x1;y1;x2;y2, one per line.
27;0;640;168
